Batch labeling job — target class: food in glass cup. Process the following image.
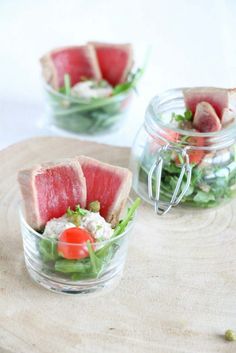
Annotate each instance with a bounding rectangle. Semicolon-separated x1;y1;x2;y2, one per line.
131;87;236;214
40;42;143;134
18;156;140;294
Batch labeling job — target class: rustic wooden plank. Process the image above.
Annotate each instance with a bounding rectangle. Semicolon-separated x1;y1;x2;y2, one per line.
0;136;235;353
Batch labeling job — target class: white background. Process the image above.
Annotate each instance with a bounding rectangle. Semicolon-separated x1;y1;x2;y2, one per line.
0;0;236;149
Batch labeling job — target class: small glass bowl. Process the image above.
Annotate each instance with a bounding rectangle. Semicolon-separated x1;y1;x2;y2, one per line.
44;84;132;135
19;201;135;295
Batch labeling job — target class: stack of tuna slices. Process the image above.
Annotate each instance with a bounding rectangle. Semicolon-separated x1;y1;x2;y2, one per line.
18;156;132;231
184;87;236;132
40;42;133;89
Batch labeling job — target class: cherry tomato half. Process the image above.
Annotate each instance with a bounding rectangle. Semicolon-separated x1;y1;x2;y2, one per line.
58;227;95;260
175;135;205;165
186;136;205;164
149;130;180;153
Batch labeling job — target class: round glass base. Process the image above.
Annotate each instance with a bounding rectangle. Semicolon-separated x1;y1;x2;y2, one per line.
25;259;123;296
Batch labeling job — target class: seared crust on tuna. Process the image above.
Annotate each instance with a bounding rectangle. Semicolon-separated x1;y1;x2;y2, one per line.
40;45;102;89
89;42;133;86
78;155;132;225
18;159;86;230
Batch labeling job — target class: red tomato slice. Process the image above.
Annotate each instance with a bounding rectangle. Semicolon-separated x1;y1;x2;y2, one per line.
58;227;95;260
149;130;179;153
187;136;205;164
175;135;205;165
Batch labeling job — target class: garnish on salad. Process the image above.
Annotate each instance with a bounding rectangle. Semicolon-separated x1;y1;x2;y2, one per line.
18;156;140;281
39;197;140;279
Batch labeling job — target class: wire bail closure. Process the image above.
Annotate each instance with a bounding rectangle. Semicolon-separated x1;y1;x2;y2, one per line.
148;144;192;215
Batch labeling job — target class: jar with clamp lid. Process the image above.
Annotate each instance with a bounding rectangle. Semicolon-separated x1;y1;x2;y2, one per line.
130;88;236;215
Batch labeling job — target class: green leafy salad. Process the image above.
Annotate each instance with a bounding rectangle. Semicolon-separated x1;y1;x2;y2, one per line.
38;198;141;281
46;69;143;134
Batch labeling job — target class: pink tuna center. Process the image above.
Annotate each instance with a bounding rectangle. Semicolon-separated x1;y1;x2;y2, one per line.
52;48;96;87
82;164;123;218
186;92;228;118
96;48;129;86
35;166;84;224
198;116;219;132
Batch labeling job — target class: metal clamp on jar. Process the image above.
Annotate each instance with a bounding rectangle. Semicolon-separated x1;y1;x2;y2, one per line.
148;144;192;215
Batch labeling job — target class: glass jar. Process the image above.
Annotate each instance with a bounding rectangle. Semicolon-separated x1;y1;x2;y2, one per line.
130;88;236;215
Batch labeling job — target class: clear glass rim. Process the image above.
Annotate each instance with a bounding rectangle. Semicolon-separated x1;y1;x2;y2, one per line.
19;198;136;246
146;87;236;139
43;82;132;105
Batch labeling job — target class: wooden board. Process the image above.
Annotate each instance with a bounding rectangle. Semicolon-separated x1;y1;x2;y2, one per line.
0;136;236;353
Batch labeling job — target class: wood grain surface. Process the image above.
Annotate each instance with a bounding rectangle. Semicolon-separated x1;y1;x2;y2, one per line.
0;136;236;353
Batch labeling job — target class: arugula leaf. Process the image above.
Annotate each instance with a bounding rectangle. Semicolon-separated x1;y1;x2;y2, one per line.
71;272;97;281
55;238;120;278
58;86;66;94
66;204;87;225
75;205;87;216
112;82;133;95
113;197;141;237
112;47;150;96
181;183;194;196
95;243;112;259
55;258;91;273
86;241;98;274
64;74;71;96
66;207;75;217
163;162;181;174
39;238;60;262
95;198;141;261
172;110;193;122
193;190;215;203
54;251;103;279
87;241;105;277
191;167;203;184
184;110;193;120
169;176;178;190
112;68;144;96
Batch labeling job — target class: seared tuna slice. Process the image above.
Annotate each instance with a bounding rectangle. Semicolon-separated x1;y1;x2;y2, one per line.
40;45;102;89
184;87;228;118
228;88;236;111
18;159;86;230
221;108;235;127
89;42;133;86
193;102;221;132
78;156;132;225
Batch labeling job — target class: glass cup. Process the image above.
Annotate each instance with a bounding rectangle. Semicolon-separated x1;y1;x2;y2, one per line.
44;84;132;135
19;200;135;295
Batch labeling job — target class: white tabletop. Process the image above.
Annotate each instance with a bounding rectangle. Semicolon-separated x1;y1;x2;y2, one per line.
0;0;236;150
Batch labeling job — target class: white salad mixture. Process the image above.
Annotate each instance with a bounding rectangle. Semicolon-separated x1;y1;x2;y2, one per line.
71;80;113;100
43;216;74;238
43;208;113;241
